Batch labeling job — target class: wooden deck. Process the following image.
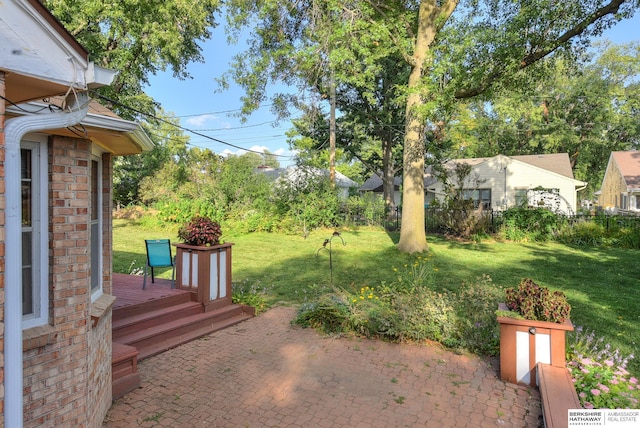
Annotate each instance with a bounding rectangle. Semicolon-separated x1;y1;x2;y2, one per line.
112;273;190;310
110;272;254;399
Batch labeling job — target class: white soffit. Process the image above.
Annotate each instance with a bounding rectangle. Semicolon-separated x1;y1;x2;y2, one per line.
0;0;89;88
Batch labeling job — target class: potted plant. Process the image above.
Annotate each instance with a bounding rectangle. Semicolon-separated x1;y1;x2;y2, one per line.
175;216;234;311
496;278;574;386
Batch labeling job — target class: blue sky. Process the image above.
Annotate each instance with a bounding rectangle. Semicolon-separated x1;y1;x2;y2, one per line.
145;13;640;166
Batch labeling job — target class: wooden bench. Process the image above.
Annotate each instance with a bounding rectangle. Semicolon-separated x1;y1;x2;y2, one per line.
537;363;582;428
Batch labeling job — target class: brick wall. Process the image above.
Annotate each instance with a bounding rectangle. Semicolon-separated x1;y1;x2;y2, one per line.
87;152;114;426
0;71;7;428
22;136;113;427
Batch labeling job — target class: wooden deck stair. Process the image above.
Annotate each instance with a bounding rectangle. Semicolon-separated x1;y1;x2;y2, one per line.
111;284;254;399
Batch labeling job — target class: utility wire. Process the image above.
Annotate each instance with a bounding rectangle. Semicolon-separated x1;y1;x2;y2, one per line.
91;91;295;159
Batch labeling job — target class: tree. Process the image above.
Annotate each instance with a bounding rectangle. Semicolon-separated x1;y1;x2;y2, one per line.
442;42;640;197
44;0;221;119
114;110;189;207
223;0;637;252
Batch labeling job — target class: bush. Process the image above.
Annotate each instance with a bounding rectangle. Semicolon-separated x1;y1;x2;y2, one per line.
294;257;503;355
232;279;273;314
500;207;564;242
557;221;606;247
293;294;352;334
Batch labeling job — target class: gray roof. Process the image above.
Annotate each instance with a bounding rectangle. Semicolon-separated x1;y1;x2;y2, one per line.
255;166;358;189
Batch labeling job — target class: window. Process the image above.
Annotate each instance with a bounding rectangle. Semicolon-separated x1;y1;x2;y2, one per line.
463;188;492;209
515;189;528;207
620;193;628;210
21;139;49;328
90;155;103;299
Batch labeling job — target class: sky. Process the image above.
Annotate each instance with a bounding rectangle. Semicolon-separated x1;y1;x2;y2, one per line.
144;11;640;167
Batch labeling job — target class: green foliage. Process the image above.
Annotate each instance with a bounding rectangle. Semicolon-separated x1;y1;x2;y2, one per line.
293;295;352;335
499;207;564;242
567;327;640;409
44;0;220;119
294;257;503;355
232;279;273;315
272;169;341;233
504;278;571;323
154;200;224;226
556;217;640;250
430;162;493;238
342;193;387;227
454;276;503;355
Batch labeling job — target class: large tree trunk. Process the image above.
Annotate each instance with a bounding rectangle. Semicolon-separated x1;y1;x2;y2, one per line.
398;0;458;253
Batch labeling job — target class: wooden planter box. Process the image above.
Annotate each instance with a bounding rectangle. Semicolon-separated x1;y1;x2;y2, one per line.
174;242;233;312
497;303;573;387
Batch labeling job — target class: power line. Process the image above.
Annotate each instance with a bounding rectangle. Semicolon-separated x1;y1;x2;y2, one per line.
91;92;296;159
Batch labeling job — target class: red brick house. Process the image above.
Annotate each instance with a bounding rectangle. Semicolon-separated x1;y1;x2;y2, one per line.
1;1;153;426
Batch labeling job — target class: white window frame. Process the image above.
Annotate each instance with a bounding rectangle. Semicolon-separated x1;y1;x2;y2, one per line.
21;136;49;329
90;149;104;302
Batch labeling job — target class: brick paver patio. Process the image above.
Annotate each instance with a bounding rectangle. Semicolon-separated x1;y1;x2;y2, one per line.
103;306;541;427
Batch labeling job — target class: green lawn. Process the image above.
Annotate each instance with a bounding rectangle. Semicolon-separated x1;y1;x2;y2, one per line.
114;219;640;374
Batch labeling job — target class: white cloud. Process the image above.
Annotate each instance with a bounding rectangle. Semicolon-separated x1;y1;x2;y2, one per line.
185;114;218;127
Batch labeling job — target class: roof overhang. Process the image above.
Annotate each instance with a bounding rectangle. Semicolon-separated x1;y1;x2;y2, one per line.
7;100;154;155
1;0;117;103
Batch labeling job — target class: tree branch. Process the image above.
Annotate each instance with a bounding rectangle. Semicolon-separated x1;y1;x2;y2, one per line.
455;0;628;99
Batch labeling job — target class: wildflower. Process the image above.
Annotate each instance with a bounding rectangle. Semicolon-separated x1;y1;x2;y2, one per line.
579;392;587;398
584;402;594;409
598;384;610;394
581;358;593;365
630;377;638;385
604;360;614;367
581;368;590;374
591;389;601;396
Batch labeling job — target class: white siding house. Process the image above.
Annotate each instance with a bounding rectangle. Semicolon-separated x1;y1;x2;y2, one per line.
361;153;587;214
427;154;587;214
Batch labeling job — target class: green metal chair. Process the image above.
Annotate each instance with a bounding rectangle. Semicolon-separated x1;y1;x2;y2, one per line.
143;239;175;290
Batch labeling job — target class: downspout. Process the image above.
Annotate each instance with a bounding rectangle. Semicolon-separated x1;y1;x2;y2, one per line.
4;91;89;428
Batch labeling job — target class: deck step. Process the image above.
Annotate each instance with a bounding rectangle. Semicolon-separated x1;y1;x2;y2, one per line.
116;304;253;360
113;291;194;322
113;301;204;340
112;342;141;400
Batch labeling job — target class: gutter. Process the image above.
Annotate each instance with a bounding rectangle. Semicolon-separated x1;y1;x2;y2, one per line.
4;91;89;428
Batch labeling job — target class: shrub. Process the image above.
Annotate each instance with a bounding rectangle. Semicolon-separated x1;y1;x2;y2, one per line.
504;278;571;323
177;216;222;246
557;221;606;247
500;207;563;242
232;279;273;314
293;294;352;334
294;257;502;355
453;275;502;355
567;327;640;409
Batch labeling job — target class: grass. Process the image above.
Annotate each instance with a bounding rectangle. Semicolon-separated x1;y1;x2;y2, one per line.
113;219;640;375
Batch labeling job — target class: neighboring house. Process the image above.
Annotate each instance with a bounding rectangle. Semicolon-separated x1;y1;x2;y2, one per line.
256;165;359;199
1;1;153;426
598;150;640;212
359;173;403;207
361;153;587;214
